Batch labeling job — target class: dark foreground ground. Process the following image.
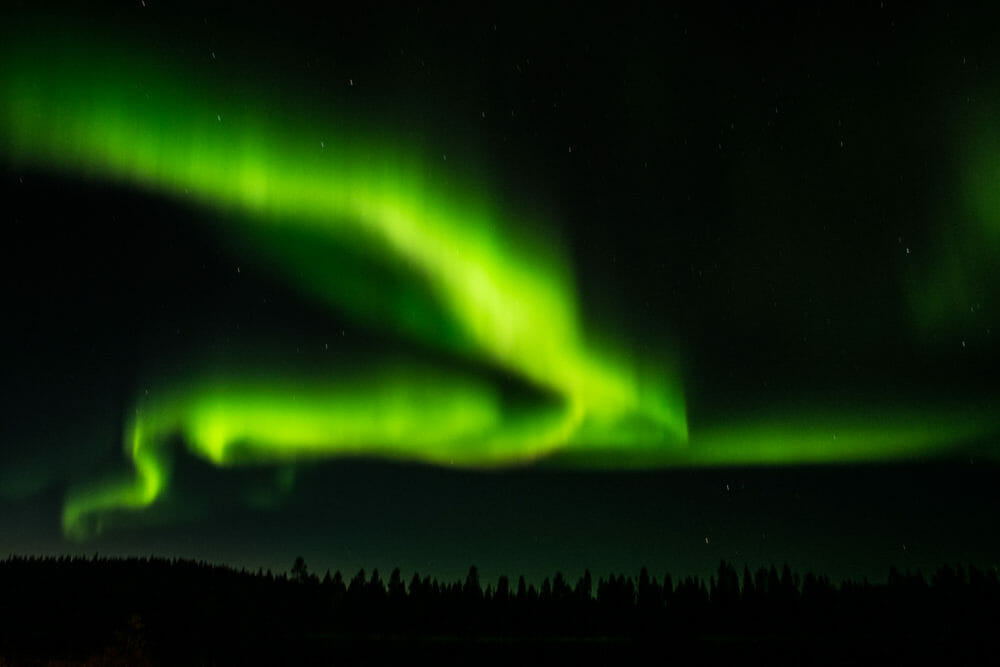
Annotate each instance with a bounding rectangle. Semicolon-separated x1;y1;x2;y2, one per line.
8;634;996;667
1;556;997;665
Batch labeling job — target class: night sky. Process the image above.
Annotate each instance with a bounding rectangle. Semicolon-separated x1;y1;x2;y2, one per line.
1;2;998;585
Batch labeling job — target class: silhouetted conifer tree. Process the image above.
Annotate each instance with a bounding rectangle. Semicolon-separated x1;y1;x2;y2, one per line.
330;570;345;596
712;560;740;609
539;577;552;603
575;569;593;601
348;568;366;599
496;574;510;603
464;565;483;601
552;571;571;603
742;564;755;603
388;567;405;601
368;569;386;601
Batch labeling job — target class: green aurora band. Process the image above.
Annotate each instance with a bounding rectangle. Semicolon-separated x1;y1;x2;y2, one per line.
0;36;996;540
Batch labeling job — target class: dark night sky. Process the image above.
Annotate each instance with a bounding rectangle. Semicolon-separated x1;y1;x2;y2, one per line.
1;2;998;584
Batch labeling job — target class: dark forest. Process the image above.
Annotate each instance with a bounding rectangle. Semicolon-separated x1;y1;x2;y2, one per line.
1;556;996;665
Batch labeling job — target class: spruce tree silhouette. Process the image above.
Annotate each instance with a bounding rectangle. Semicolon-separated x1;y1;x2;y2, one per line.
464;565;483;601
388;567;405;601
575;569;593;602
539;576;552;603
290;556;309;584
496;574;510;603
368;568;386;599
742;564;756;605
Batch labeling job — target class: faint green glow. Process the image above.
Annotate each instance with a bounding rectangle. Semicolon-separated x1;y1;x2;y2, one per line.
546;404;999;468
685;407;996;466
907;106;1000;335
0;33;996;542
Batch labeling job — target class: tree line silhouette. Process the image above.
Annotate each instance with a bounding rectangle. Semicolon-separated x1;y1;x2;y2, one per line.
0;555;996;665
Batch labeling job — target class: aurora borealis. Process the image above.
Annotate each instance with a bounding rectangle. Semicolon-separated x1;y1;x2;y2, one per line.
1;3;998;582
1;29;690;539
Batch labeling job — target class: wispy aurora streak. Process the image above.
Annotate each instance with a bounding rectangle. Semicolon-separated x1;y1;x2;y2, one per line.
908;105;1000;335
0;35;996;540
